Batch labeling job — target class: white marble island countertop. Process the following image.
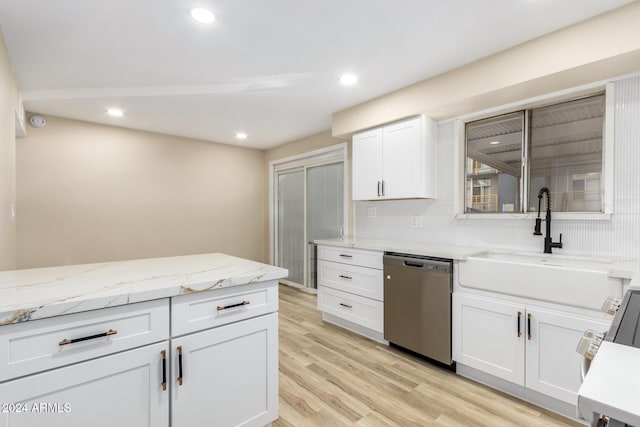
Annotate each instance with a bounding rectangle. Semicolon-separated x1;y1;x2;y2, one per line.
0;253;288;325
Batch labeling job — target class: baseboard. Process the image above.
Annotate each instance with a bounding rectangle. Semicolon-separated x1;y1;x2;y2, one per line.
279;279;317;294
456;363;588;425
322;313;388;344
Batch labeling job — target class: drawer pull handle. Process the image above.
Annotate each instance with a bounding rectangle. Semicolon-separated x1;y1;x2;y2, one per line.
161;350;167;391
177;346;184;386
58;329;118;346
339;303;353;309
339;254;353;258
338;275;352;280
217;300;250;311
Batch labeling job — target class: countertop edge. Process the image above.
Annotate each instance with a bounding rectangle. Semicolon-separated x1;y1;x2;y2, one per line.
313;238;486;261
0;254;288;326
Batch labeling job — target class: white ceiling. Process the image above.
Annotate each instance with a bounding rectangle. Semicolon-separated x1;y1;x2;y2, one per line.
0;0;633;149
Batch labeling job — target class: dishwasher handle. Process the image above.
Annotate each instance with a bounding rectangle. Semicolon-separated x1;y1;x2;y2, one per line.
403;260;424;268
384;253;452;273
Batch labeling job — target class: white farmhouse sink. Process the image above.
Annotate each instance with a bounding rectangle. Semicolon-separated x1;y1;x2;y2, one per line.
457;251;623;310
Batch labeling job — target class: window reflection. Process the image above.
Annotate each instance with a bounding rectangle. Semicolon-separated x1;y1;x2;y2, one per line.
528;95;604;212
465;112;523;213
464;93;605;214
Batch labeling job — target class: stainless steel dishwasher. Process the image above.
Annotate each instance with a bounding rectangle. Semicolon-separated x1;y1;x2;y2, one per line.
383;252;453;367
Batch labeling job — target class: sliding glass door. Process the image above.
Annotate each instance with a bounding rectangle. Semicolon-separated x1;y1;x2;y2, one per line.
306;162;344;288
277;170;305;285
275;160;344;288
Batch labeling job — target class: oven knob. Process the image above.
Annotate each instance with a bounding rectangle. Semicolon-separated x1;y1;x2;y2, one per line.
576;329;604;360
601;296;622;316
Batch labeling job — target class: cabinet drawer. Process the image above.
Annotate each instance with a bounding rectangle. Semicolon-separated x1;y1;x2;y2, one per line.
317;245;383;270
171;281;278;336
318;260;383;301
0;299;169;382
0;341;169;426
317;286;383;333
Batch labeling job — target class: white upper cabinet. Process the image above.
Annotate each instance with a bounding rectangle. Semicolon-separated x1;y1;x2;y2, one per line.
352;116;436;200
352;127;383;200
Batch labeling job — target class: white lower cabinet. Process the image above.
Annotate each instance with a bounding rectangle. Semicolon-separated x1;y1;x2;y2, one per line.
525;306;609;403
0;341;169;426
171;313;278;427
453;293;525;385
316;246;384;341
317;285;383;333
453;292;609;405
0;282;279;427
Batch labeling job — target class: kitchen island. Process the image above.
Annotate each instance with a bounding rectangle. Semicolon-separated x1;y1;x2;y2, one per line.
0;253;287;427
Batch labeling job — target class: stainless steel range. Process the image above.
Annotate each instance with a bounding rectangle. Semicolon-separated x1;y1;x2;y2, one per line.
577;288;640;426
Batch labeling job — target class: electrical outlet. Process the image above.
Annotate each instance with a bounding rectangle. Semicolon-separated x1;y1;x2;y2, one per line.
411;216;423;228
367;207;377;218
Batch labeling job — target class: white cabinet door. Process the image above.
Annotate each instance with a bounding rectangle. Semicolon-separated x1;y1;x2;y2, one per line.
382;116;423;199
0;342;169;427
172;313;278;427
352;127;383;200
453;293;525;385
525;307;610;404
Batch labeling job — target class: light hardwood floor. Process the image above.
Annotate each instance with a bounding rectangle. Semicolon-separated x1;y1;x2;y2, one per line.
275;284;584;427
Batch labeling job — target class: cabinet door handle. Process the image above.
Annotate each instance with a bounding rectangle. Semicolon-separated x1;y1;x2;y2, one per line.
517;312;522;337
339;302;352;309
338;275;352;280
177;346;184;386
58;329;117;346
381;180;385;196
527;313;532;340
217;300;250;311
377;181;381;197
339;254;352;259
161;350;167;391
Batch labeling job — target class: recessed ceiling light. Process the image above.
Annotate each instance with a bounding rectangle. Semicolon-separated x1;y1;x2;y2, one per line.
190;7;216;24
107;108;124;117
490;141;500;145
339;74;358;86
235;132;247;140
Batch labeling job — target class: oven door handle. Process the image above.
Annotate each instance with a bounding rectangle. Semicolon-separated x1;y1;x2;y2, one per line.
580;355;591;382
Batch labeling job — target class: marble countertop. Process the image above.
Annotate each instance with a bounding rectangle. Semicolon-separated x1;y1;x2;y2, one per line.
313;237;486;260
0;253;288;326
313;237;637;279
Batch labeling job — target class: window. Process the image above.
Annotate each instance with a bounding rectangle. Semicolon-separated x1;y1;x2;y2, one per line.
464;93;606;214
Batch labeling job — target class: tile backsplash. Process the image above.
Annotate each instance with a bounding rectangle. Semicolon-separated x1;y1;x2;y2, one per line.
354;74;640;260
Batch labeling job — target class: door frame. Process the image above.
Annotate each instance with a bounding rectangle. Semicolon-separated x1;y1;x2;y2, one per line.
269;143;348;284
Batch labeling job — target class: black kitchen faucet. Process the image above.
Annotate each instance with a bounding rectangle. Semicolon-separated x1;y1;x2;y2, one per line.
533;187;563;254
